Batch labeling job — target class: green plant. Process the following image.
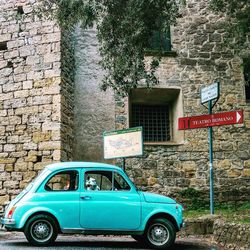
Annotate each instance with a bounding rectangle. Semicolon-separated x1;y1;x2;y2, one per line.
178;188;209;210
38;0;182;96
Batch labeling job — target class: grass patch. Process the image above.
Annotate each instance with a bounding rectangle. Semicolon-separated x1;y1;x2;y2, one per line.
184;201;250;224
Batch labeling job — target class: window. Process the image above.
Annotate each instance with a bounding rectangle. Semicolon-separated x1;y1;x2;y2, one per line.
85;171;130;191
85;171;112;191
129;88;183;144
114;172;130;191
132;104;170;142
243;58;250;101
45;170;79;191
148;28;171;52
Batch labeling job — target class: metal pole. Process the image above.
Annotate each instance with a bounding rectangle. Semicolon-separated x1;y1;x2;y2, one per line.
208;100;214;215
122;158;126;172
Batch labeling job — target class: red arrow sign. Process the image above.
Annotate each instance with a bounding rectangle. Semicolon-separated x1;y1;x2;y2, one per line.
178;110;244;130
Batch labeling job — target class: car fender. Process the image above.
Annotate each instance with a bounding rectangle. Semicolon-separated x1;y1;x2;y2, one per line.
18;206;60;229
141;207;178;230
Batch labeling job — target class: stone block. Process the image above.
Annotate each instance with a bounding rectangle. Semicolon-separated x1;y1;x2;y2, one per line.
33;131;51;143
0;158;16;164
34;162;47;170
0;195;10;206
38;141;61;150
0;61;7;69
45;69;61;78
23;142;37;150
15;106;38;115
0;67;12;77
11;172;23;181
3;50;19;59
217;159;231;170
44;53;60;63
23;80;33;89
19;45;35;57
42;122;60;131
53;149;61;161
7;135;19;143
41;32;61;43
242;169;250;177
0;92;13;101
23;171;36;182
14;162;28;172
3;180;19;189
27;71;43;80
14;90;29;98
0;172;11;181
26;55;40;65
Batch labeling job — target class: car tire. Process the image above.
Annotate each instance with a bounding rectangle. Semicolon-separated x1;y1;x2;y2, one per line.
24;214;58;246
145;218;176;249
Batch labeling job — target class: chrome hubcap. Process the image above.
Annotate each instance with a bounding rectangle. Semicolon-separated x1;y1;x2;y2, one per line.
147;223;169;246
31;220;53;242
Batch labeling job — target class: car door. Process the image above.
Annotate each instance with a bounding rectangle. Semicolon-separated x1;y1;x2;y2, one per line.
80;169;141;230
38;169;81;229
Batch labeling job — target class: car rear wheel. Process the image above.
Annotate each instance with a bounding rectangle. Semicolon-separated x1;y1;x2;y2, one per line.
145;218;176;249
24;214;58;246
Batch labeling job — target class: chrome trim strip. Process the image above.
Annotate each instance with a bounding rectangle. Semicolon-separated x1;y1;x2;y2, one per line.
61;228;144;235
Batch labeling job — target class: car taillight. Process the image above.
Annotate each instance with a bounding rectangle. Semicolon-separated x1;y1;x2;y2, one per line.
7;207;16;219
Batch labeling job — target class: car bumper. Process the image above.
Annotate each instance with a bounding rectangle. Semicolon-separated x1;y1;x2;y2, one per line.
1;217;16;226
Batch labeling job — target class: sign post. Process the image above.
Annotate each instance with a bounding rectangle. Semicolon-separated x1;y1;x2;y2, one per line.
179;108;244;215
208;100;214;215
201;82;220;215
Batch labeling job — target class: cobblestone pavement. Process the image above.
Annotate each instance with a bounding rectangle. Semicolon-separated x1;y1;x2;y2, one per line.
0;231;219;250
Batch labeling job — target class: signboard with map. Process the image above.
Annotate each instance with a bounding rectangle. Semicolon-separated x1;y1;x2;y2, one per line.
103;127;143;159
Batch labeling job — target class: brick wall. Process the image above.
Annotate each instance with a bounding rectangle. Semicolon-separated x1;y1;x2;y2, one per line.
0;0;63;211
115;0;250;202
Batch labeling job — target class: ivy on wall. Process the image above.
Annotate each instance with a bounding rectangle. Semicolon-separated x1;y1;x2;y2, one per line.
38;0;181;96
39;0;250;96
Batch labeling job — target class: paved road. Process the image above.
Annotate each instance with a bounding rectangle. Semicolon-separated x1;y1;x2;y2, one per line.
0;232;219;250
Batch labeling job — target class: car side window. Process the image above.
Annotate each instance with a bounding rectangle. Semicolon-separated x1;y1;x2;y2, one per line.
85;171;112;191
84;170;131;191
114;172;131;191
45;170;79;191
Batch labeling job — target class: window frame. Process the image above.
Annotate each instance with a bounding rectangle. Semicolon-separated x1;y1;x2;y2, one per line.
44;170;79;192
128;88;184;145
84;170;131;192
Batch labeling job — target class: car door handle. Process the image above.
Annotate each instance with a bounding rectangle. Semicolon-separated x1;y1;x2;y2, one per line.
80;196;91;200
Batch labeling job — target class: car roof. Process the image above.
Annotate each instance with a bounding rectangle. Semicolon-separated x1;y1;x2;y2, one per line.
45;162;123;172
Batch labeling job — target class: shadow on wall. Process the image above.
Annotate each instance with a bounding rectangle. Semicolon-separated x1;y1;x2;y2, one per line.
72;27;115;162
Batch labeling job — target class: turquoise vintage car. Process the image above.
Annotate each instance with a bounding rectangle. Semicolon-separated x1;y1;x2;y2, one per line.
1;162;183;248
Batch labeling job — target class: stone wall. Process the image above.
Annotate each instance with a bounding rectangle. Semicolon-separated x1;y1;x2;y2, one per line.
115;0;250;203
73;27;115;162
213;219;250;250
0;0;64;211
178;216;250;250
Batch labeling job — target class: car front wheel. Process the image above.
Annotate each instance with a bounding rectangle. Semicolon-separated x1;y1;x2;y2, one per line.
24;214;58;246
145;218;176;249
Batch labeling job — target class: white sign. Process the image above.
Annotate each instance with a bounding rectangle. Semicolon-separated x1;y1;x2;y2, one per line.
201;82;220;104
103;127;143;159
